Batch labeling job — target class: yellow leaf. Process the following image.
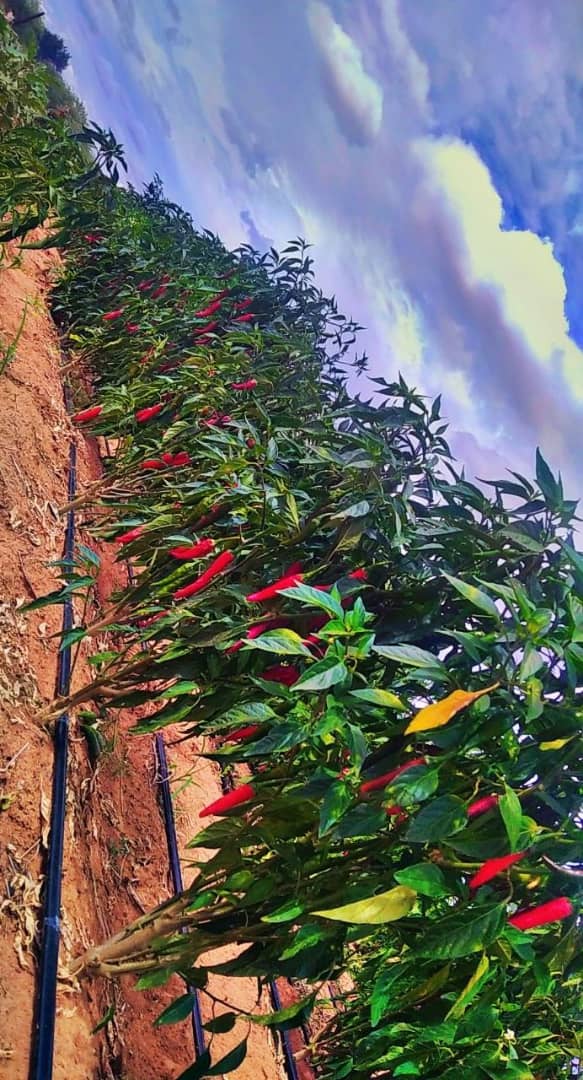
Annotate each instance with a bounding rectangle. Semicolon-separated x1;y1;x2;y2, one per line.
402;963;451;1006
405;683;500;735
311;885;416;925
539;737;572;751
446;953;490;1019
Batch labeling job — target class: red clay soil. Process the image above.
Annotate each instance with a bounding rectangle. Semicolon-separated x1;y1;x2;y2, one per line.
0;243;300;1079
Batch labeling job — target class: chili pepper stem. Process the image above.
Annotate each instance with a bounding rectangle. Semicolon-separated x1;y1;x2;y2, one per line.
70;897;245;978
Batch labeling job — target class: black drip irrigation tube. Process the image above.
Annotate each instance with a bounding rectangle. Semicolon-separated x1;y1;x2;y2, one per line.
126;565;206;1059
218;768;303;1080
29;436;77;1080
154;731;206;1057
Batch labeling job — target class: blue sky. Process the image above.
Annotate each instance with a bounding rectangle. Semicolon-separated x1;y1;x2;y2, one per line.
46;0;583;498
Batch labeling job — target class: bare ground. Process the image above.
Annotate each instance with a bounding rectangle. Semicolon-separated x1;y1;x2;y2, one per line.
0;242;288;1079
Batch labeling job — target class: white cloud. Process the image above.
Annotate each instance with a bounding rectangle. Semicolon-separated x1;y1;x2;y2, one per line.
377;0;431;121
414;136;583;402
308;1;383;145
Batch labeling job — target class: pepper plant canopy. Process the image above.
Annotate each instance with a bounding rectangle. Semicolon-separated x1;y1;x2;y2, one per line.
27;163;583;1079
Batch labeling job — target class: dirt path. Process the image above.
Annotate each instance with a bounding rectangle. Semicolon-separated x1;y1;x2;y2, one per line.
0;243;288;1080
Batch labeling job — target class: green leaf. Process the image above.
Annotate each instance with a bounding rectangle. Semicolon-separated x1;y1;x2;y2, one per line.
136;967;173;990
157;680;200;698
279;922;330;959
22;578;94;611
499;784;523;851
446;953;491;1019
221;702;276;725
372;644;444;670
536;447;562;506
281;583;343;619
416;905;505;959
203;1012;236;1034
318;779;352;836
406;796;467;843
330;500;370;521
244;628;312;656
176;1039;248;1079
370;963;410;1026
262;899;304;923
241;722;304;756
394;862;449;898
312;885;416;924
391;765;439;803
154;993;195;1026
59;626;87;651
207;1039;247;1076
442;574;499;619
348;688;406;709
331;803;386;839
291;656;348;692
91;1002;115;1034
77;542;101;567
252;993;315;1029
344;722;368;765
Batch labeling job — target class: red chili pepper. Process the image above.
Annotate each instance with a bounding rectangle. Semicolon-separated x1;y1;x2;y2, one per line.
171;451;191;467
246;438;256;448
224;725;262;744
248;617;291;638
262;664;300;686
84;233;101;244
200;783;255;818
246;572;304;604
194;504;222;529
509;897;574;931
173;550;234;600
160;274;171;284
230;379;257;391
227;618;292;654
386;805;408;824
349;568;368;581
194;299;223;319
359;757;427;796
150;284;168;300
194;319;219;336
126;323;140;334
234;313;255;323
169;538;215;559
141;458;164;470
102;309;124;321
72;404;103;423
116;525;144;545
469;851;527;891
226;640;245;655
234;297;253;310
138;279;154;291
468;794;499;818
135;403;164;423
162;451;191;467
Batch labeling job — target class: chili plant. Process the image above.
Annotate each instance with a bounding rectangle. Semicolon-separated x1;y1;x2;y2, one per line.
26;176;582;1079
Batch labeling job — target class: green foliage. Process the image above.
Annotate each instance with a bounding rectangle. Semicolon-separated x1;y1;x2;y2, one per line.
0;13;48;132
37;27;70;72
6;105;579;1075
